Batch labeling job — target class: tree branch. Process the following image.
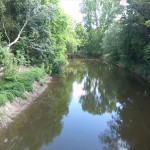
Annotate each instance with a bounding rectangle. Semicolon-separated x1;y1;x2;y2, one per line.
8;19;29;49
2;21;10;44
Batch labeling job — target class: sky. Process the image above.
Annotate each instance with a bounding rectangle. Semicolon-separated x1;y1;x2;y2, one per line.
59;0;83;23
59;0;127;23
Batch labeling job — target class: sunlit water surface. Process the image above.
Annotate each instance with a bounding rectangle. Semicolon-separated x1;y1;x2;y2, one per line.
0;60;150;150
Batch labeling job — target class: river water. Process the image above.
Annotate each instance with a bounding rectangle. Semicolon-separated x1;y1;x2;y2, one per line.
0;59;150;150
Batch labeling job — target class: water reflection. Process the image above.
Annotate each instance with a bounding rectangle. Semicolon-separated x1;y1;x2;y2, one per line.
0;78;72;150
0;60;149;150
79;74;117;115
79;61;150;116
68;60;150;149
99;115;130;150
100;89;150;150
79;62;120;115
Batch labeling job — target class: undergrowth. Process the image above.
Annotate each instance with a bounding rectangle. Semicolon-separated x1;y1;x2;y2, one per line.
0;67;46;106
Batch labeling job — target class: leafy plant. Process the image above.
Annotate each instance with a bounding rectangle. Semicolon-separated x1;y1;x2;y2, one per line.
0;47;17;80
0;67;46;106
52;58;67;74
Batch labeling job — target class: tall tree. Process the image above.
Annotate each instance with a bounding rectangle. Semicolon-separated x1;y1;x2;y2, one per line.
80;0;122;57
0;0;77;74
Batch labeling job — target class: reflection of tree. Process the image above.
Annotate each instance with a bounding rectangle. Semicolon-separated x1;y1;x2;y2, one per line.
99;82;150;150
79;60;150;116
0;59;87;150
99;115;130;150
70;60;150;149
79;75;117;115
0;60;149;150
73;60;150;149
0;77;73;150
65;59;88;83
79;61;121;115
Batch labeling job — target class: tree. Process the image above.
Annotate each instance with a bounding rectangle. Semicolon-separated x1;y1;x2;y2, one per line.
101;21;122;62
0;0;78;75
75;23;88;50
101;0;150;80
80;0;122;57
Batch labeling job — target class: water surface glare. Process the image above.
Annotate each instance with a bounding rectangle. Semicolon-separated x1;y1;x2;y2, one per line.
0;60;150;150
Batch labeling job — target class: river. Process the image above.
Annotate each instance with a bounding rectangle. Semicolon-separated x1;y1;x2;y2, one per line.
0;59;150;150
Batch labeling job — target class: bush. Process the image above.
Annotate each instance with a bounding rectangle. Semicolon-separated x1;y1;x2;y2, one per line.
5;92;15;101
0;67;46;106
18;68;46;81
1;48;18;81
5;90;25;98
0;94;8;106
52;58;67;74
0;82;25;93
16;77;34;92
0;91;15;102
0;91;15;105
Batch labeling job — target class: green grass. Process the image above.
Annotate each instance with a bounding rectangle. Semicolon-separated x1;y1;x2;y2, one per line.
0;67;46;106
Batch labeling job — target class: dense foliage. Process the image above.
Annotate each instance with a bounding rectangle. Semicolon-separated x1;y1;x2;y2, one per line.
0;0;149;82
78;0;122;57
78;0;150;81
0;67;46;106
0;0;77;76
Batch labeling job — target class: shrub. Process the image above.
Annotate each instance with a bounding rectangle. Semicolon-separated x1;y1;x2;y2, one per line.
5;90;25;98
0;67;46;106
6;92;15;102
0;91;15;102
16;77;34;92
0;94;8;106
18;68;46;81
52;58;67;74
1;82;25;93
1;48;18;81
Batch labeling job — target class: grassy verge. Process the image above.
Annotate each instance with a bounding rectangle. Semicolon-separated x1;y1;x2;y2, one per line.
0;67;46;106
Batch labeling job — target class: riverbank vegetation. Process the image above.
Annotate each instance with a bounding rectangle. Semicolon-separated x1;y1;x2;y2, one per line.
0;0;78;106
0;67;46;106
0;0;149;109
0;0;78;76
75;0;150;81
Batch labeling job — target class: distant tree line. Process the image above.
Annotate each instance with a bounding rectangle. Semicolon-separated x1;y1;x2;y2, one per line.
75;0;150;81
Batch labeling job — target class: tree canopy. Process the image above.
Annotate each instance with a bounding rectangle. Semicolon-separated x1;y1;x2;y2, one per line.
0;0;78;77
0;0;149;81
76;0;150;81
